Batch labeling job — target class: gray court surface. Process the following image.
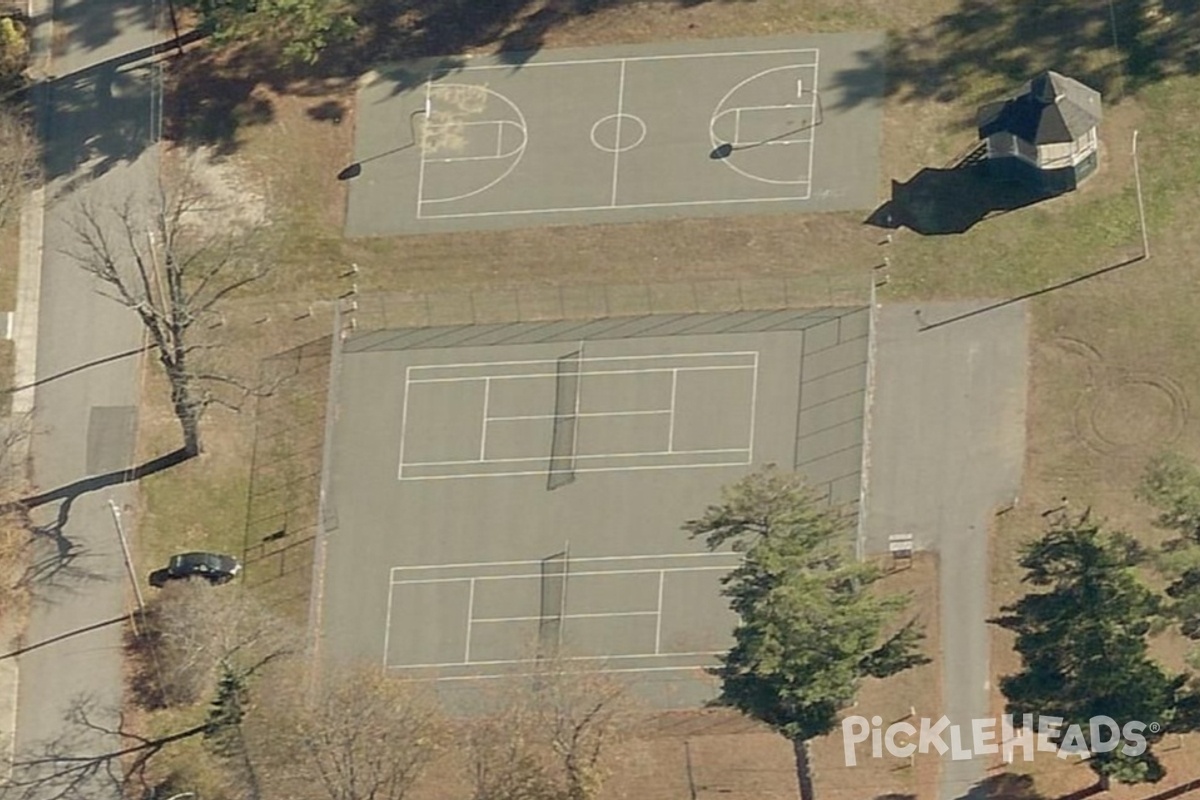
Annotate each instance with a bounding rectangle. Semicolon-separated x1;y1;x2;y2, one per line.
319;308;870;706
345;32;884;236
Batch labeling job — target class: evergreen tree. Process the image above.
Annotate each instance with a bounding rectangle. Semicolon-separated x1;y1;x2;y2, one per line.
686;467;927;800
995;511;1194;789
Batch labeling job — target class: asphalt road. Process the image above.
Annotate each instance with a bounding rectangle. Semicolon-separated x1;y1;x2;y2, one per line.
11;0;159;794
862;301;1028;800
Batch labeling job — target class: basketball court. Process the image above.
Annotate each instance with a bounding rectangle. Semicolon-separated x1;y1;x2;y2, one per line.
319;308;871;705
345;33;884;235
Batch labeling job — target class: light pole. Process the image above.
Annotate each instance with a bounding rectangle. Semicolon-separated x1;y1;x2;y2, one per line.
1132;129;1150;259
108;499;146;635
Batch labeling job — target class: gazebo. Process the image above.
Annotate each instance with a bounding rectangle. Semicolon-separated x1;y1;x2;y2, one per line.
976;71;1102;192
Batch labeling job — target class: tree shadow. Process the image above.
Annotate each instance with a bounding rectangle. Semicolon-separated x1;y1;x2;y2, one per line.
0;692;207;800
959;771;1044;800
832;0;1200;111
18;494;110;596
0;447;195;597
27;30;204;185
865;157;1061;236
159;0;743;154
14;446;193;511
48;0;160;57
1138;775;1200;800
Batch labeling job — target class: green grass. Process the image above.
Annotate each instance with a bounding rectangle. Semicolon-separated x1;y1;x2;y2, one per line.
138;449;253;580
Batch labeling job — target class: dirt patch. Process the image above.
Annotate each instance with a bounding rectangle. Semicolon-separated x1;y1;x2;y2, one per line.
176;145;271;232
809;553;942;800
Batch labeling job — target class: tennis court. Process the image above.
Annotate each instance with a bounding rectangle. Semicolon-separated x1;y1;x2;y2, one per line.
319;308;871;705
345;32;884;235
396;349;758;482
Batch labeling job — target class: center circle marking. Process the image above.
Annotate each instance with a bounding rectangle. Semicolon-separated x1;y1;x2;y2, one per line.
590;113;647;153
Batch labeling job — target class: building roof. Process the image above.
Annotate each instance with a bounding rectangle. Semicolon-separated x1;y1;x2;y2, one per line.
977;71;1102;145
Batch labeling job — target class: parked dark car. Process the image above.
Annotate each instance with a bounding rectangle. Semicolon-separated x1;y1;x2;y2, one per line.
148;552;242;588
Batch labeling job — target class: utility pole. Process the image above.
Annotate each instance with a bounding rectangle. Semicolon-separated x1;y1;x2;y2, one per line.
1132;130;1149;259
108;499;146;635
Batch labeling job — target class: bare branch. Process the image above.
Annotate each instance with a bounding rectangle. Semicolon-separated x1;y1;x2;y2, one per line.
0;104;40;230
245;664;445;800
62;173;271;455
0;694;209;800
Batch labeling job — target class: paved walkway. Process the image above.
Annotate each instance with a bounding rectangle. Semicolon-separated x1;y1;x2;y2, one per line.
862;301;1028;800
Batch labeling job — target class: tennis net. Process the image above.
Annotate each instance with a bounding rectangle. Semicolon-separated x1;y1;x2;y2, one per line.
538;547;569;658
546;349;582;490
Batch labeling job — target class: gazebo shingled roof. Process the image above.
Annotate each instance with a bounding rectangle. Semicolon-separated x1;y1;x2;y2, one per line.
977;71;1102;145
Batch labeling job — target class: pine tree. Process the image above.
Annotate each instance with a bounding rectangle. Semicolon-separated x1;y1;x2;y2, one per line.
995;511;1194;789
686;466;928;800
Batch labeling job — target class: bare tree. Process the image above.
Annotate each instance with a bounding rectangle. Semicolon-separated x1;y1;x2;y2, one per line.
245;663;446;800
66;176;271;455
132;579;299;709
465;659;632;800
0;694;210;800
0;104;38;231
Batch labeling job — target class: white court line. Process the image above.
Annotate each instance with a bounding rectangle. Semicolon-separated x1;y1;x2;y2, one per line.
419;120;525;165
412;50;822;220
396;365;413;480
391;564;735;586
723;101;818;114
409;364;754;385
667;369;678;453
408;350;758;375
805;52;821;187
444;48;819;71
747;352;759;463
417;193;813;220
732;107;742;146
405;662;722;681
479;377;491;460
487;409;671;423
464;578;476;662
400;454;752;482
611;62;626;206
473;610;658;623
404;446;750;468
654;570;665;654
382;577;397;667
414;80;431;216
391;551;740;577
388;650;724;670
